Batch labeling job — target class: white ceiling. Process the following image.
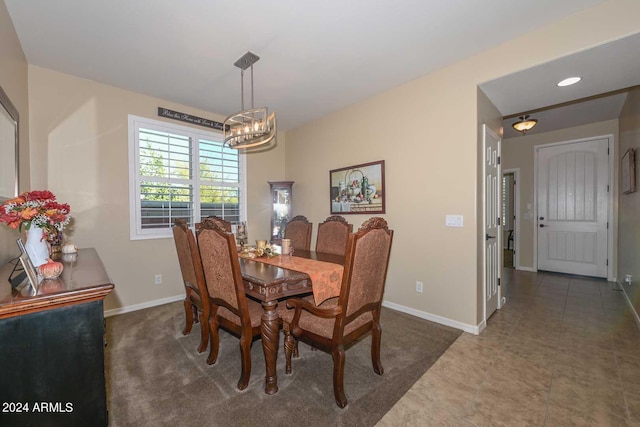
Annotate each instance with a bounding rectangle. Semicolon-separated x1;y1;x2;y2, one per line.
5;0;608;131
481;32;640;139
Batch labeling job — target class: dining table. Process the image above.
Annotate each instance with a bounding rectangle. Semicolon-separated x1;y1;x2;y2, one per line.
238;249;345;395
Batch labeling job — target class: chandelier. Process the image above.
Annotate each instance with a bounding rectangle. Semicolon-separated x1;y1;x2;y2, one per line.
223;52;277;149
512;114;538;135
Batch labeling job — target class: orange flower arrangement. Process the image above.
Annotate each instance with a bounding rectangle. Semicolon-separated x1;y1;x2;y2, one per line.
0;190;71;239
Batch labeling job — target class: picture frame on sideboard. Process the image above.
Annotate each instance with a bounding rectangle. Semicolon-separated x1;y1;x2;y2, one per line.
16;239;40;290
19;254;40;291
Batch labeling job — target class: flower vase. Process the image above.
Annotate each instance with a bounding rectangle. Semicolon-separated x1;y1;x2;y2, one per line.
25;226;50;267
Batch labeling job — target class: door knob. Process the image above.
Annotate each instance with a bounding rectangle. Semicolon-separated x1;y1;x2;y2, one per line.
539;224;545;228
539;216;544;220
485;233;495;240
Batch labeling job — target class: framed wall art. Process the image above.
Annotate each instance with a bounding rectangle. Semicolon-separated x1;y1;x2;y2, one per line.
0;85;19;201
330;160;385;215
622;148;636;194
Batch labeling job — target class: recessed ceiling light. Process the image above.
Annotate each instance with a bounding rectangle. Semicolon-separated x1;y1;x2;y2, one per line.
557;77;582;87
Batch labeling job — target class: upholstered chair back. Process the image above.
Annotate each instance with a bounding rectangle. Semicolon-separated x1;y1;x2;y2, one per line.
342;217;393;318
172;218;212;353
196;222;241;312
284;215;312;251
172;219;199;291
315;215;353;256
197;215;232;233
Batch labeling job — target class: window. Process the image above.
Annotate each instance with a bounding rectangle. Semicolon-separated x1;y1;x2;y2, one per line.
128;115;246;239
502;174;513;230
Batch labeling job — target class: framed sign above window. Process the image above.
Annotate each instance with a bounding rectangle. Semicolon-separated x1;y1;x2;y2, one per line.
621;148;636;194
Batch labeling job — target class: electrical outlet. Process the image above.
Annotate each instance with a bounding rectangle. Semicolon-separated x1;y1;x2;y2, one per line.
625;274;633;284
155;274;162;285
416;281;423;293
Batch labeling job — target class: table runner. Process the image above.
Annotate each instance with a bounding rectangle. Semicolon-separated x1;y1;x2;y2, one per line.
247;255;343;305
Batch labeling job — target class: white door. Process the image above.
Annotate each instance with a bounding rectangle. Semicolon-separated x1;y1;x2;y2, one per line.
483;125;501;320
536;138;609;277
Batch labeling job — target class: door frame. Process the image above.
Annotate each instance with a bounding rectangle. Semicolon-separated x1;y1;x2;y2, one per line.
533;134;616;281
482;124;502;323
502;168;520;270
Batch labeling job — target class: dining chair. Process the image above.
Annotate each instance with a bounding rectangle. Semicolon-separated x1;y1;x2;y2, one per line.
194;220;272;390
282;217;394;408
172;219;210;353
284;215;312;251
195;215;232;232
315;215;353;256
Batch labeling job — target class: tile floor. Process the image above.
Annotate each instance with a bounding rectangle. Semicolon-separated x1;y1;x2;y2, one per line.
378;269;640;426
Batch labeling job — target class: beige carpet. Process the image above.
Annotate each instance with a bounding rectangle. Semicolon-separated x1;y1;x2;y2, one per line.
105;301;461;426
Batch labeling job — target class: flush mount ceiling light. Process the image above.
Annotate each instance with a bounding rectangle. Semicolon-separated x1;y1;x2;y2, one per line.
557;76;582;87
223;51;276;149
512;115;538;135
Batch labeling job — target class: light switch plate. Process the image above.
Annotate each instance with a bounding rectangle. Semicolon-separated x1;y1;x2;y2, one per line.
445;215;463;227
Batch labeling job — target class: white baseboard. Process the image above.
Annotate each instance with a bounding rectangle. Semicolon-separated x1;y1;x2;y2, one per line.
382;300;482;335
618;281;640;330
476;319;487;334
105;295;486;335
104;294;184;318
515;266;536;272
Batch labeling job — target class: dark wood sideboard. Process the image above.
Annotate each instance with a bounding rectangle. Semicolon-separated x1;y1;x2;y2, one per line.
0;248;114;427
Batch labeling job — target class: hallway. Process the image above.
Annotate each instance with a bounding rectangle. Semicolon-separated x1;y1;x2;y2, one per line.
379;269;640;426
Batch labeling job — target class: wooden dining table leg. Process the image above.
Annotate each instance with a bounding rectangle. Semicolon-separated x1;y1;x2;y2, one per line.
260;299;280;394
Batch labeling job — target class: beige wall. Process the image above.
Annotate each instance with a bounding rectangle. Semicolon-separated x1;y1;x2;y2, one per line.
502;119;619;271
284;0;640;328
0;0;29;265
28;66;285;311
618;87;640;313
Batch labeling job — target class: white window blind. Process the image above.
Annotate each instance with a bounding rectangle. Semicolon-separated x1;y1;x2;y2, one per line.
502;174;513;230
199;138;241;223
128;115;245;239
